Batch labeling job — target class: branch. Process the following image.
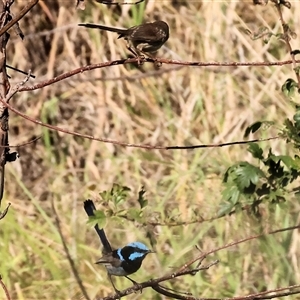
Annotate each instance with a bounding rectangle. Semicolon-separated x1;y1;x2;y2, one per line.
97;259;219;300
0;0;11;206
96;0;144;5
176;224;300;273
17;58;300;92
0;0;39;38
51;200;91;300
0;202;10;220
0;95;281;151
0;275;10;300
92;225;300;299
273;1;300;89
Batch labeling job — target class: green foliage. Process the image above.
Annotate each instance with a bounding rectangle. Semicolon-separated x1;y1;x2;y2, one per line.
99;183;131;207
86;209;107;229
220;142;300;217
282;105;300;149
96;184;148;225
281;78;298;98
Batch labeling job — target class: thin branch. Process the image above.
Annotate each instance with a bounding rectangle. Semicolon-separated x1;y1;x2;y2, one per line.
97;260;219;300
0;0;39;38
0;98;281;151
17;58;300;92
166;136;279;149
96;0;144;5
6;70;32;101
6;65;35;78
230;284;300;299
51;200;91;300
0;275;10;300
176;224;300;273
77;65;183;82
0;202;10;220
0;136;41;148
273;1;300;88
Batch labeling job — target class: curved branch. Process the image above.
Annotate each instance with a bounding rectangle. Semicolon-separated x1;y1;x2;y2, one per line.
0;97;280;151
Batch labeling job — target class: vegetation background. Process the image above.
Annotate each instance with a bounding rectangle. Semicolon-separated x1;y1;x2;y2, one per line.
0;0;299;299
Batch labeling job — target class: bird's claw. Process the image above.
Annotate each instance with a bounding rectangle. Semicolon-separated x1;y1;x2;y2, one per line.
137;55;145;66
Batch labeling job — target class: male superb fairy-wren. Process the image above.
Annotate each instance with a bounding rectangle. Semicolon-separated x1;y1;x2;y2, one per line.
84;199;153;292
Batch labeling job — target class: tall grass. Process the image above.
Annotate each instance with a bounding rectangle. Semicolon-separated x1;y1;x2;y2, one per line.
0;1;299;299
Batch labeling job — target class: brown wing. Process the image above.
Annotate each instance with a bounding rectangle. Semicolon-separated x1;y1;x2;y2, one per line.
130;21;169;43
95;250;122;268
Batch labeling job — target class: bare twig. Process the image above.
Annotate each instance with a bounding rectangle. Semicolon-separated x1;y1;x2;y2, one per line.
230;284;300;299
273;1;300;88
177;224;300;273
51;200;91;300
0;202;10;220
17;58;300;92
96;260;219;300
96;0;144;5
0;275;11;300
5;71;32;101
0;0;39;38
0;98;282;152
0;136;41;148
6;65;35;78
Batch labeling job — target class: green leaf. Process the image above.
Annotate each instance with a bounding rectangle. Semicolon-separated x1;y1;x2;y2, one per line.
86;210;107;229
99;184;131;206
111;184;131;205
222;185;240;205
244;122;262;137
247;143;264;160
126;208;142;222
281;78;298;98
269;154;294;169
217;202;235;217
293;112;300;130
233;162;264;190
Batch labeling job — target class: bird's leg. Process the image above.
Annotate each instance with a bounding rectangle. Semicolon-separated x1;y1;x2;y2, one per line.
108;273;120;295
126;41;144;66
125;276;143;294
140;50;162;68
125;275;137;285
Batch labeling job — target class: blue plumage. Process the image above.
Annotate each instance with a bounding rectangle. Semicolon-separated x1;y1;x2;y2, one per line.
84;199;153;292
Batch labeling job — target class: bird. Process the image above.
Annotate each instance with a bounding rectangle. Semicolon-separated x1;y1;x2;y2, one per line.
78;20;169;60
83;199;153;293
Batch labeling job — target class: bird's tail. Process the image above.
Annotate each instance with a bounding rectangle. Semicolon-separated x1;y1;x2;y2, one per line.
78;23;127;35
84;199;113;253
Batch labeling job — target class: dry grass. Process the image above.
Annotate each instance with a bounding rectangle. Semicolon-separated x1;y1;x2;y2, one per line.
1;1;300;299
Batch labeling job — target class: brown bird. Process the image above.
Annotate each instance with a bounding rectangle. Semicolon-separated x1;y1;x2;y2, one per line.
78;21;169;59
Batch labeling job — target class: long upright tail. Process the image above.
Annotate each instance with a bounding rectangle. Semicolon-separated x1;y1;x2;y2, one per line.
78;23;127;35
83;199;112;253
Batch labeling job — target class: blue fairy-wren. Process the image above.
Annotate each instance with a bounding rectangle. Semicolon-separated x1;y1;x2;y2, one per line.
84;199;153;292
